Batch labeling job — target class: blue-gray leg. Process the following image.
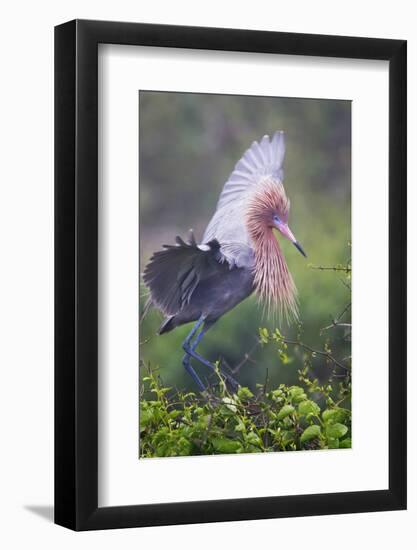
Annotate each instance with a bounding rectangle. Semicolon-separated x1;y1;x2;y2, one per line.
182;316;239;391
182;317;207;391
182;360;205;392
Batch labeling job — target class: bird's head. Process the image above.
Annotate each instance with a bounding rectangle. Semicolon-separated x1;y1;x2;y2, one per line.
246;179;307;258
271;212;306;258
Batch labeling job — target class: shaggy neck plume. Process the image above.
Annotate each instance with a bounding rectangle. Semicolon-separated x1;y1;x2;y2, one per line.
245;180;298;321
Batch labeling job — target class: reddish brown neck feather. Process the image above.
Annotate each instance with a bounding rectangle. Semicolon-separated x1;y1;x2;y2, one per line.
245;180;298;320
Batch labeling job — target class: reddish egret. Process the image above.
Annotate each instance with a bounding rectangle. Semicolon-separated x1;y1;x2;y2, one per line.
143;131;306;390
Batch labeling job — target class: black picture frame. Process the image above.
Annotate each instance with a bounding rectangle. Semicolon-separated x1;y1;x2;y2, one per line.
55;19;407;531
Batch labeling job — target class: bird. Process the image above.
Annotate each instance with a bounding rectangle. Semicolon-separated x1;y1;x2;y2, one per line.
142;131;306;391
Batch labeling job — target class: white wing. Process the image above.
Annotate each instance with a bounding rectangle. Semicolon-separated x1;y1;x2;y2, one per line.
202;131;286;268
215;131;285;211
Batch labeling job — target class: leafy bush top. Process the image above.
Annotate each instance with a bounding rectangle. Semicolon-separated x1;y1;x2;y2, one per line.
140;355;351;458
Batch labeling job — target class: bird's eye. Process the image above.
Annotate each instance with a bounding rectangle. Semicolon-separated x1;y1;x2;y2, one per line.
273;215;281;223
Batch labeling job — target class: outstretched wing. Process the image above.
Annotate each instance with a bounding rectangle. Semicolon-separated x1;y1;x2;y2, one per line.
202;131;286;267
142;234;226;316
215;131;285;211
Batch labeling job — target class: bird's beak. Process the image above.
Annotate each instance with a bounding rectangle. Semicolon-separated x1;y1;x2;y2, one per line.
275;222;307;258
293;240;307;258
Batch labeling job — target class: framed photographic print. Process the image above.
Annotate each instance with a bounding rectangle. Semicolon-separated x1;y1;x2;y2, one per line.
55;19;407;530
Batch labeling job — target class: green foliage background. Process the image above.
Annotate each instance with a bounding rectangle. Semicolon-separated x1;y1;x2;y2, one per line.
139;91;351;395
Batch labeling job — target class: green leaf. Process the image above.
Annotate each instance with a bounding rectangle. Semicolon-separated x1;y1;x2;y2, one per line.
245;431;262;447
280;430;295;444
259;328;269;344
196;414;211;428
274;328;282;339
271;389;284;402
235;419;246;432
339;438;352;448
176;437;193;456
237;387;254;400
326;423;348;439
277;404;295;420
139;408;153;431
288;386;307;403
298;400;320;417
278;351;293;365
322;408;350;424
211;437;242;454
222;397;238;412
327;437;339;449
300;424;321;443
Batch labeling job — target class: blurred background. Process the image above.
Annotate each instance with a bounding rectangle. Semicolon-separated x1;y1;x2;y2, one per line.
139;91;351;392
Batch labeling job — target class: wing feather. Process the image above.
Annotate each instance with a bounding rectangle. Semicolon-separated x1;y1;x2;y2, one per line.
143;235;226;316
202;131;286;267
214;131;285;212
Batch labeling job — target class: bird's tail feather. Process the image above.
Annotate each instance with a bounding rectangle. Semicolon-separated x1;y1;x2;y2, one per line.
158;315;176;335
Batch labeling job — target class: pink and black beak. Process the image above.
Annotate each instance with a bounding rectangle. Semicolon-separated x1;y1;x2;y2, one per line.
293;240;307;258
274;219;307;258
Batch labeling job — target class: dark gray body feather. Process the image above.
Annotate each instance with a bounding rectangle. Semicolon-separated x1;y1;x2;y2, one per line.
143;236;254;334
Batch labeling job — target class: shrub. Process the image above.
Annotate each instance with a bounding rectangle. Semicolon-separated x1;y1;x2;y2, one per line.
139;346;351;458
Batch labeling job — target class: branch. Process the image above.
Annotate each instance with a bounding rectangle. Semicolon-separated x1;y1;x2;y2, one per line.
281;336;350;372
224;339;261;375
321;302;351;333
309;264;351;273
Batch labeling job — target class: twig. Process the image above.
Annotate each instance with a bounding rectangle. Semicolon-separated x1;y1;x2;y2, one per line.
309;264;351;273
230;339;261;375
139;336;153;346
281;336;350;372
263;368;269;396
321;302;351;333
339;278;351;291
